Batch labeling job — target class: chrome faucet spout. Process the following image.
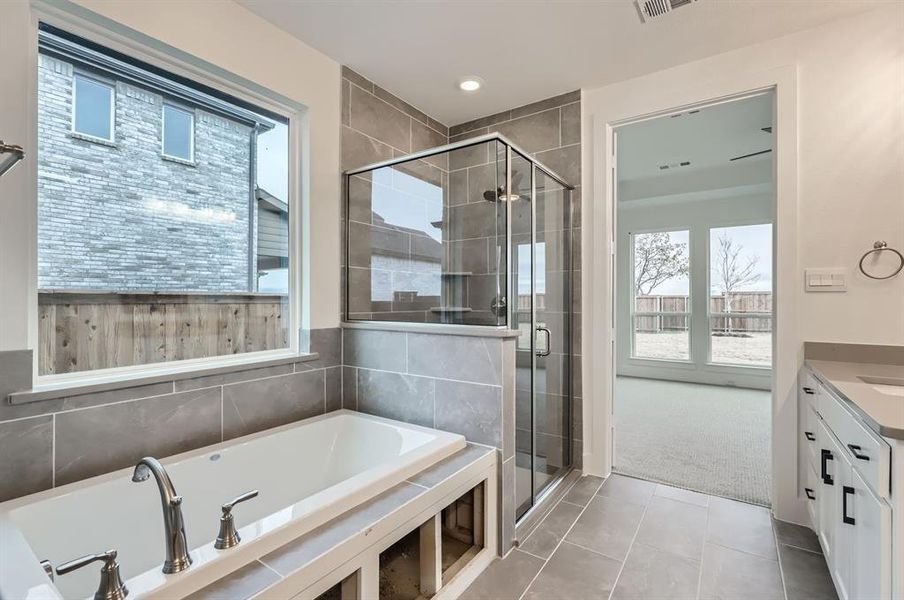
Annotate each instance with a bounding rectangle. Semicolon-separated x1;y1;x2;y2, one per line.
131;457;192;574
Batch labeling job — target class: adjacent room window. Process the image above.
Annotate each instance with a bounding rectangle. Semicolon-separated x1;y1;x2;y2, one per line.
162;104;194;161
72;73;114;140
37;24;292;377
631;230;690;361
709;224;773;366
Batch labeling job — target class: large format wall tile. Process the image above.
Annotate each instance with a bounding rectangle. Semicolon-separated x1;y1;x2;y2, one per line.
434;379;502;447
356;368;434;428
222;370;325;440
343;328;407;372
309;327;342;368
408;334;502;385
496;109;561;154
0;415;53;501
348;84;411;152
55;387;222;485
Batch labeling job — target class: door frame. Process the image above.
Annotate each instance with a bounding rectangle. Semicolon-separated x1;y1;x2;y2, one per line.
584;65;804;524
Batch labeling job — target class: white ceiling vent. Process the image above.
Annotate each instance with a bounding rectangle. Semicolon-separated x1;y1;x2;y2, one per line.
634;0;699;23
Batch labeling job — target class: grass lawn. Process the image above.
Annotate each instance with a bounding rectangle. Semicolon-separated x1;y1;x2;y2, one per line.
634;331;771;366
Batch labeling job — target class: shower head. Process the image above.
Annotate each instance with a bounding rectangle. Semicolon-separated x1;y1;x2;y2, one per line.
483;170;523;202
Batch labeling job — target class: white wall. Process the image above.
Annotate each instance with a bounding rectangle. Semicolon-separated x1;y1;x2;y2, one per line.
616;191;773;389
581;6;904;522
0;0;342;356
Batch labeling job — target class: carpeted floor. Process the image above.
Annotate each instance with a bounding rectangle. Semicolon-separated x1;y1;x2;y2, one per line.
614;376;772;506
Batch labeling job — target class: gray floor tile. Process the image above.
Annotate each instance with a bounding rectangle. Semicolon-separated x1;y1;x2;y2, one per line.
634;495;707;559
773;519;822;554
519;499;583;559
597;473;656;506
565;495;645;561
654;483;710;508
562;474;604;507
700;543;784;600
459;549;544;600
611;543;700;600
706;496;777;560
522;541;621;600
779;544;838;600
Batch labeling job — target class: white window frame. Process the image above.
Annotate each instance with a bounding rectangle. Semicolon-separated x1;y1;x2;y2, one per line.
29;7;308;391
628;228;693;364
71;71;115;142
161;102;194;162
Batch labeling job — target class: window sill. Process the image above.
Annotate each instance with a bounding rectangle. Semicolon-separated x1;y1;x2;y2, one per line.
161;153;196;167
8;351;320;405
342;320;520;339
69;131;117;147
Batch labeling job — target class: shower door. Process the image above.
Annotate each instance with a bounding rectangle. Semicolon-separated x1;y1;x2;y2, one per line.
514;153;574;521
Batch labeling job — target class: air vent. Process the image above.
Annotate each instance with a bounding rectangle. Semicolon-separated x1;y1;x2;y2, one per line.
634;0;699;23
658;160;692;171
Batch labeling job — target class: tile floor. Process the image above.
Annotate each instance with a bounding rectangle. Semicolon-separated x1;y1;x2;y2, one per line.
461;474;837;600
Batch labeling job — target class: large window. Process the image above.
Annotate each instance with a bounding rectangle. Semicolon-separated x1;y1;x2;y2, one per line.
709;224;773;366
72;73;114;140
631;230;690;361
162;104;194;161
37;25;292;377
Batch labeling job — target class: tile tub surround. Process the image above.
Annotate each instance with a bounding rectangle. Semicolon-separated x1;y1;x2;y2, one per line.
0;327;342;502
342;326;521;553
463;473;837;600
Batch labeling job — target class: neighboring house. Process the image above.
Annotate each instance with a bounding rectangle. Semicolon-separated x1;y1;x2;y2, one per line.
36;29;279;293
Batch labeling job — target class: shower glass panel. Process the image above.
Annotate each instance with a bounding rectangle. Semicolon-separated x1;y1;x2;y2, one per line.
533;170;572;499
345;140;506;325
345;134;574;525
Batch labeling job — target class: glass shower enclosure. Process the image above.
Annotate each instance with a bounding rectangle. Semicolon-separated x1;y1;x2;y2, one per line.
344;133;575;522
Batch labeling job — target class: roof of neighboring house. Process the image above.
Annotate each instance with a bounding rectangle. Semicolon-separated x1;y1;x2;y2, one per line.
256;187;288;214
39;25;277;132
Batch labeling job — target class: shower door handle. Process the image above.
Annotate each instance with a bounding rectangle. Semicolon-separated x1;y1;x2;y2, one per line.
536;326;551;357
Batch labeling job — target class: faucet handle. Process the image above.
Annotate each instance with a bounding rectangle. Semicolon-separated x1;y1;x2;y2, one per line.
56;549;128;600
215;490;259;550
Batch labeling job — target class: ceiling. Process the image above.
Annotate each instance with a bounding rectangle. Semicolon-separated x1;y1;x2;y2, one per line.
617;92;773;182
238;0;882;126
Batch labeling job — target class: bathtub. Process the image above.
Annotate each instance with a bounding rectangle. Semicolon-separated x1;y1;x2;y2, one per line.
0;410;465;599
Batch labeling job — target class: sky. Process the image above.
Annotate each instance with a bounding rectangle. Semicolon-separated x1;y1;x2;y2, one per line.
638;224;772;296
257;121;289;201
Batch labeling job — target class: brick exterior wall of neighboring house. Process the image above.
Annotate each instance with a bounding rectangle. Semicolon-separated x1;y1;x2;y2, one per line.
37;53;256;292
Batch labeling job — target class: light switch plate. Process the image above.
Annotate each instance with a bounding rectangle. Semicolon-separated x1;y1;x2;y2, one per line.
805;268;847;292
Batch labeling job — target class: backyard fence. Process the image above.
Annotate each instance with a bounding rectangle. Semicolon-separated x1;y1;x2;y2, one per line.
38;291;289;375
635;292;772;333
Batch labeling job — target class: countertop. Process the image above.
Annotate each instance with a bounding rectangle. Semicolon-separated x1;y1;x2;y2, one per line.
806;359;904;440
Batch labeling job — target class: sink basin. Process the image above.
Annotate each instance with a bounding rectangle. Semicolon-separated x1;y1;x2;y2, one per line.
858;375;904;397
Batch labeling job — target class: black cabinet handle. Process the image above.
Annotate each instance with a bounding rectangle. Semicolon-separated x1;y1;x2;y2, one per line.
802;387;815;395
805;487;815;500
842;486;855;525
820;449;834;485
847;444;870;461
804;431;815;441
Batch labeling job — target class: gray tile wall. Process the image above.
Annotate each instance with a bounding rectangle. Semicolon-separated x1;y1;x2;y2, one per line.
0;327;342;502
451;92;584;472
341;67;451;322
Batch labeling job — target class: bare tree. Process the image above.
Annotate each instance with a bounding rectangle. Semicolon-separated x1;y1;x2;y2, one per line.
713;232;761;332
633;232;689;295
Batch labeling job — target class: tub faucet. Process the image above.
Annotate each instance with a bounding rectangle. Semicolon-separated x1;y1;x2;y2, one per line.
131;457;192;574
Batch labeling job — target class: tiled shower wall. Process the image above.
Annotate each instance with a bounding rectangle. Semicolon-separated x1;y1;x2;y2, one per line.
451;93;584;472
0;328;342;502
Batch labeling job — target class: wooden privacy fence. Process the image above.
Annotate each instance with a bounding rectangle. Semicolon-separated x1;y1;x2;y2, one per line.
635;292;772;333
38;291;289;375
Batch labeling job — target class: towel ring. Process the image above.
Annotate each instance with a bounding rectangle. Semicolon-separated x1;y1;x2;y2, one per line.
859;241;904;280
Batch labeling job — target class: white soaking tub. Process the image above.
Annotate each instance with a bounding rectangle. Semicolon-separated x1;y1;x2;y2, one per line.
0;410;465;600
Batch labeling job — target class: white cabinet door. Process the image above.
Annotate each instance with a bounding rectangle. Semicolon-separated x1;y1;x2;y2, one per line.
832;445;854;600
816;420;839;563
850;468;892;600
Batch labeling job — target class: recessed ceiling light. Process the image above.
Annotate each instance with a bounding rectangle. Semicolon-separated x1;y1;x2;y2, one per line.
458;77;483;92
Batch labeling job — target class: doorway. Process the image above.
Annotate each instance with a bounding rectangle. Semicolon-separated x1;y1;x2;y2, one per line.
612;93;775;506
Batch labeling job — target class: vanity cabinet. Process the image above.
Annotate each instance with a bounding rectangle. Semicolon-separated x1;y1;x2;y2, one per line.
799;367;894;600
